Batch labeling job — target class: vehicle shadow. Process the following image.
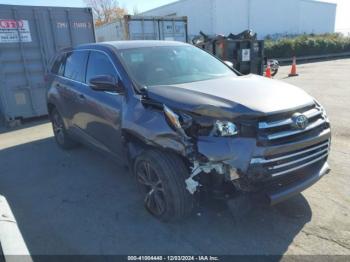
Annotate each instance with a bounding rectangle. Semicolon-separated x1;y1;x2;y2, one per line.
0;137;312;255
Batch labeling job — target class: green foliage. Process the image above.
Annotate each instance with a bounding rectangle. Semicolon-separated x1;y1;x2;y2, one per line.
264;33;350;58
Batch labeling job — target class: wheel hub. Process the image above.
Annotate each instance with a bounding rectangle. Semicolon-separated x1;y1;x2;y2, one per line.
137;161;166;216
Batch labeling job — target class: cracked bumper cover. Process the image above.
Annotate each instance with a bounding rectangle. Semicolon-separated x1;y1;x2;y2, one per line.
195;128;331;203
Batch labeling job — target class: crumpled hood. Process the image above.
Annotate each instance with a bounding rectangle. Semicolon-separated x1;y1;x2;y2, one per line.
146;74;314;119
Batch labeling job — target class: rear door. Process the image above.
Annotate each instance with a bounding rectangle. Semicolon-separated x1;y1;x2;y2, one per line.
59;50;89;127
74;50;124;156
49;52;69;117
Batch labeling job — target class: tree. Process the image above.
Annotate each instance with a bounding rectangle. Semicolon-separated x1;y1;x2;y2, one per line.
133;5;139;15
84;0;127;26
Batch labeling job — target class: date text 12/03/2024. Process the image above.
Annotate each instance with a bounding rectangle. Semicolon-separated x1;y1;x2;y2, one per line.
127;256;219;261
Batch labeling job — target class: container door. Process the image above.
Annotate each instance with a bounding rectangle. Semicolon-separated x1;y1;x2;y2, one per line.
127;19;159;40
0;7;48;121
0;6;95;122
159;19;187;42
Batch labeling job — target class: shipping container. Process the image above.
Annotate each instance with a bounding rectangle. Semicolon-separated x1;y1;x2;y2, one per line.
0;4;95;125
95;15;188;43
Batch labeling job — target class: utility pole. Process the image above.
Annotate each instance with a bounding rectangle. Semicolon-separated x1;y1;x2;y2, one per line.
247;0;251;29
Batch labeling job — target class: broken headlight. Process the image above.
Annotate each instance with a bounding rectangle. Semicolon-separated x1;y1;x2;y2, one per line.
163;105;239;137
164;105;182;130
212;120;238;137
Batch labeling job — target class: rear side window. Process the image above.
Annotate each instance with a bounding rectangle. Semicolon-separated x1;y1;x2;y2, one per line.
51;54;65;76
64;51;89;82
86;51;117;83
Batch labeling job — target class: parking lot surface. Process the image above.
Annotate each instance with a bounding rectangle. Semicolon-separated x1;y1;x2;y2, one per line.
0;59;349;256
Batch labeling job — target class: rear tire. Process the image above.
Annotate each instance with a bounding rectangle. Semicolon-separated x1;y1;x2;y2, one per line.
50;108;78;150
133;150;194;222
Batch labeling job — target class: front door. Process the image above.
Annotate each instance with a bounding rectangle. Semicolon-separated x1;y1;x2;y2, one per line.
74;50;124;157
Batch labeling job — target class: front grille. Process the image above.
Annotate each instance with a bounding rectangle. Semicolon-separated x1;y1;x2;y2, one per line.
250;140;330;178
257;104;329;146
259;168;316;192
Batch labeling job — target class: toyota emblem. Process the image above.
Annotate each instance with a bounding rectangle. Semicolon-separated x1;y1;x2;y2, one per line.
292;113;308;129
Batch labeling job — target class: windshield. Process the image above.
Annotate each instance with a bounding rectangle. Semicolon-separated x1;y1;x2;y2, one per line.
119;45;237;86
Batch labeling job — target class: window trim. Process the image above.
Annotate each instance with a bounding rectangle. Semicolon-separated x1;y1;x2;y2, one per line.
54;48;124;96
51;53;66;76
62;50;89;83
57;49;123;84
58;53;66;76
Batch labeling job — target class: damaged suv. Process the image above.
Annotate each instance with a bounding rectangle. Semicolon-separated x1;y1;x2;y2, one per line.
47;41;331;221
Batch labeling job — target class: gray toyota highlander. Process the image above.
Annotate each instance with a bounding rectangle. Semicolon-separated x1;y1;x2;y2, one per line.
47;41;331;221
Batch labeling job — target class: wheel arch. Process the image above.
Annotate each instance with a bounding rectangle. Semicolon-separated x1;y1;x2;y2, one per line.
123;130;191;171
47;102;56;116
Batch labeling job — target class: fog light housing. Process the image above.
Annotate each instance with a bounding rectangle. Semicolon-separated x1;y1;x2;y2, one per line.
214;120;238;137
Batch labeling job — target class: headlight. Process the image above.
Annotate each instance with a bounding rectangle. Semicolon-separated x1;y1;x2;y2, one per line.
164;105;182;129
321;107;328;120
163;105;238;137
213;120;238;137
320;106;328;119
315;100;328;120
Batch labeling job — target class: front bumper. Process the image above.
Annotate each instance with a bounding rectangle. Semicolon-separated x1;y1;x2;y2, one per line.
196;128;331;178
194;128;331;203
266;161;330;205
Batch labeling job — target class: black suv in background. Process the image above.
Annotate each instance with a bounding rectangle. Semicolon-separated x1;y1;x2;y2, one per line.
47;41;331;221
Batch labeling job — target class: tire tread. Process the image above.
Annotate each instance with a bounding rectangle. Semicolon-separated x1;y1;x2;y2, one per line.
135;149;194;221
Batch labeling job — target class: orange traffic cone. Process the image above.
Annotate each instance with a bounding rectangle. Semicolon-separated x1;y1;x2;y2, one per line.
265;61;272;78
289;56;299;77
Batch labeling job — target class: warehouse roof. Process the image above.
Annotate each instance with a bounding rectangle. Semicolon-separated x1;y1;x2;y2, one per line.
141;0;336;15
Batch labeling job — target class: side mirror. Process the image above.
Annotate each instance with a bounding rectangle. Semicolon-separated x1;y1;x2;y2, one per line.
224;60;234;69
89;75;123;93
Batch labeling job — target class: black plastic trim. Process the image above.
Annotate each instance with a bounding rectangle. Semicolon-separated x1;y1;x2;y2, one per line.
267;162;330;205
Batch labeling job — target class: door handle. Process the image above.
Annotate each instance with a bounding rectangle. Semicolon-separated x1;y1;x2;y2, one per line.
77;93;85;100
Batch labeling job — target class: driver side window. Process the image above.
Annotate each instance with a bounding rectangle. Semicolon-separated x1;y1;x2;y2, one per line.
86;51;118;84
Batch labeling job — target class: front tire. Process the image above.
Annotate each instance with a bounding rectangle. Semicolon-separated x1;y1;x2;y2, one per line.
133;150;194;222
50;108;78;150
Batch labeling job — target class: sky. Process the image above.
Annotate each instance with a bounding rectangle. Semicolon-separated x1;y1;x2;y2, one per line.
0;0;176;14
320;0;350;33
0;0;349;33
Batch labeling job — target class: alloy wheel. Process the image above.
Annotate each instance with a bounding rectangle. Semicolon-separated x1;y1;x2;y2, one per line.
136;161;166;216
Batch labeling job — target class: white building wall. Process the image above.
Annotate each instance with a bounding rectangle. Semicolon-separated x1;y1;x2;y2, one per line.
249;0;300;37
212;0;250;35
142;0;337;39
299;0;336;34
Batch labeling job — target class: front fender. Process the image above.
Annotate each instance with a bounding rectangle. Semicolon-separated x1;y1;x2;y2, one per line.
122;98;191;157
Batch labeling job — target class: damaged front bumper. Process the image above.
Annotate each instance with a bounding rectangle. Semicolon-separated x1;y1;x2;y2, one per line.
126;97;331;205
266;161;330;205
187;127;331;204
